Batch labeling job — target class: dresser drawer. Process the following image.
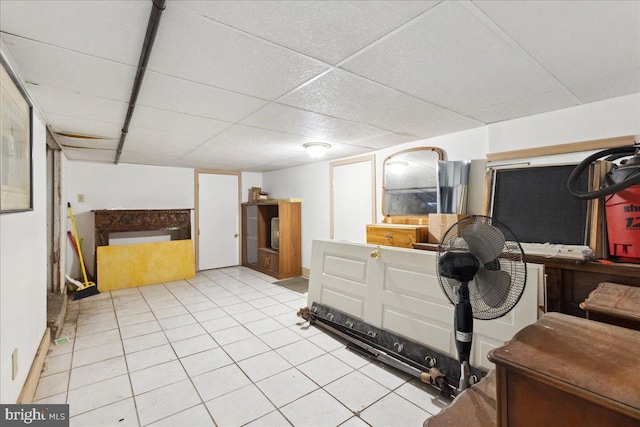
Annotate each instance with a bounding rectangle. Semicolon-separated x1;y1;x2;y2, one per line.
366;224;429;248
258;248;280;275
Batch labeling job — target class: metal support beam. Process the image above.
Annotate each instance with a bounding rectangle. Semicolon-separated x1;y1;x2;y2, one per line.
115;0;166;164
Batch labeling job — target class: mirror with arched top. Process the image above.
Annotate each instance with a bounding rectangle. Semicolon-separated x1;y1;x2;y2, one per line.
383;147;444;216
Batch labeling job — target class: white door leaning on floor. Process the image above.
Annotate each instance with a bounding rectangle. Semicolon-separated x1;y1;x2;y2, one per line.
198;172;239;270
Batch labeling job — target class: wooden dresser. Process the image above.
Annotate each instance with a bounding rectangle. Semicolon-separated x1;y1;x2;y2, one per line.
580;282;640;330
366;224;429;248
488;313;640;426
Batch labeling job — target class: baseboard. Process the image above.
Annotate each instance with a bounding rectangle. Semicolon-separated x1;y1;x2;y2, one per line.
17;327;51;404
302;267;310;278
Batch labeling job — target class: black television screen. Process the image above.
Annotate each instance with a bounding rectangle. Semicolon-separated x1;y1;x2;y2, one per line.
490;164;590;245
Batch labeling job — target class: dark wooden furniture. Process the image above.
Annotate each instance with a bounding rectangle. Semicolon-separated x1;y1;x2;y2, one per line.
424;370;496;427
526;255;640;317
94;209;191;246
488;312;640;427
413;242;640;318
579;282;640;330
241;201;301;280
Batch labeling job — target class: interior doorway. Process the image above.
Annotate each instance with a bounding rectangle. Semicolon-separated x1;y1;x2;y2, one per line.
195;171;241;271
330;155;376;243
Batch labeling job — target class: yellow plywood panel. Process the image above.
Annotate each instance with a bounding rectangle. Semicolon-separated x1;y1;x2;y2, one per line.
97;240;195;291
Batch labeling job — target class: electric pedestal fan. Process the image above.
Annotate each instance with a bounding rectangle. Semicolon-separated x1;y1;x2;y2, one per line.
436;215;527;391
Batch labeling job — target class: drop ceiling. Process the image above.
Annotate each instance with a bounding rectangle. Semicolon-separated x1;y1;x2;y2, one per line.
1;1;638;172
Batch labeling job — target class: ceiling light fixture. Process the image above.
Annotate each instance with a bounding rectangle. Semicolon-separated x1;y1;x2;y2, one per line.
304;142;331;159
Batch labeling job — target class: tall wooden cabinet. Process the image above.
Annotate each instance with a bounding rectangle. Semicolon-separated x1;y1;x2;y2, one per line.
241;201;301;280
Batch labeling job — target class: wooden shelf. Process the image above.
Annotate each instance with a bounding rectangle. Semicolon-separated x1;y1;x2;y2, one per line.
242;201;301;280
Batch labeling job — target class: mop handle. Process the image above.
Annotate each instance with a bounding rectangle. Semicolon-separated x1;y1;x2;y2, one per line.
68;203;90;285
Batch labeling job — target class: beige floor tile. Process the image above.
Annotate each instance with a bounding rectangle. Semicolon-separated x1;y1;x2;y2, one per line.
69;397;138;427
148;404;214;427
126;343;177;372
33;371;69;401
170;334;218;358
130;359;188;395
205;384;275;426
135;379;201;426
359;392;430;427
192;364;252;401
324;371;390;412
256;368;318;408
181;347;233;377
280;389;352;427
67;374;132;417
69;356;127;390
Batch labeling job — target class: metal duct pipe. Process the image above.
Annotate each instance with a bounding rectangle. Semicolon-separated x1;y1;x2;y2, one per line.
115;0;166;164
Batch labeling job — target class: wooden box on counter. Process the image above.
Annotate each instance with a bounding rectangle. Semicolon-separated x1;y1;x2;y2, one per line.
366;224;430;248
427;214;469;243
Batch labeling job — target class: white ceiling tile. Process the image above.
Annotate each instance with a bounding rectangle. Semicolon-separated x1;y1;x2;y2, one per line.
124;127;208;156
45;114;122;140
354;133;422;150
2;1;636;173
0;0;150;65
56;135;118;151
341;1;563;114
2;35;135;103
131;105;230;139
147;5;329;100
466;89;580;124
27;85;127;124
178;1;439;64
279;69;457;137
569;69;640;104
421;114;485;138
137;72;268;123
62;147;117;163
176;150;278;172
240;103;388;143
119;151;183;168
208;124;316;151
474;1;640;87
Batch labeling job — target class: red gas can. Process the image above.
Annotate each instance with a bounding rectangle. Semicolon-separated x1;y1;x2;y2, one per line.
605;185;640;262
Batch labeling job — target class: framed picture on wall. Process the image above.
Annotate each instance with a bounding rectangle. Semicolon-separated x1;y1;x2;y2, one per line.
1;54;32;213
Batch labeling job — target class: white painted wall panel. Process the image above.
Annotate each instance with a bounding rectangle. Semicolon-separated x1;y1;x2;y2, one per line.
0;112;47;403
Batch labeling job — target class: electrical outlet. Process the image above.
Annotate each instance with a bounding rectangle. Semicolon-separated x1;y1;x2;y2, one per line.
12;349;18;380
77;193;85;203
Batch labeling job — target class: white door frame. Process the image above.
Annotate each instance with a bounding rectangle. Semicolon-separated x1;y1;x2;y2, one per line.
194;169;242;271
329;155;376;239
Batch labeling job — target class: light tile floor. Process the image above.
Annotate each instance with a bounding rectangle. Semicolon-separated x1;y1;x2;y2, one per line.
35;267;450;426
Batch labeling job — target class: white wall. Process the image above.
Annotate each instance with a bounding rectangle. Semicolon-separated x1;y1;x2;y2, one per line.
488;93;640;152
263;126;489;269
63;161;195;277
0;113;47;403
241;172;263;203
262;162;330;269
264;94;639;271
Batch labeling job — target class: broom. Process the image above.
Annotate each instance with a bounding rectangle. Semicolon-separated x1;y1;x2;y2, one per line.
67;203;99;300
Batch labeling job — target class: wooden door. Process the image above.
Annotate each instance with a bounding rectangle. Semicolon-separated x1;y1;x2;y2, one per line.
197;172;240;270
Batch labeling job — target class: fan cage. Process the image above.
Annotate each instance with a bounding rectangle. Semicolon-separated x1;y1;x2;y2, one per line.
437;215;527;320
